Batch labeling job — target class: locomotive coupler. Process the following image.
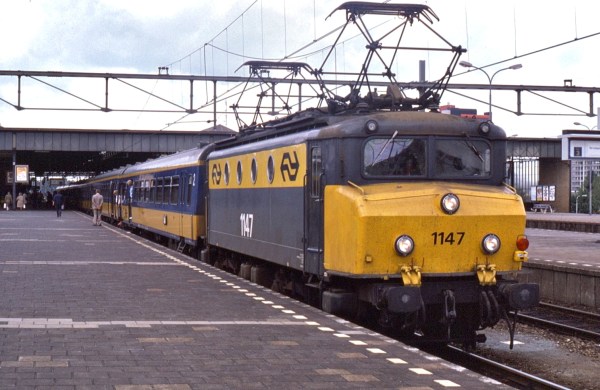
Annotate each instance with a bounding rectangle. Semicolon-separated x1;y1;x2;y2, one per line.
442;290;457;340
399;265;421;286
476;264;496;285
442;289;457;322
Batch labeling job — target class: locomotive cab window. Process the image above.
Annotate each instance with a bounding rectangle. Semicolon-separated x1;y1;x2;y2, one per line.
434;139;491;178
363;137;426;177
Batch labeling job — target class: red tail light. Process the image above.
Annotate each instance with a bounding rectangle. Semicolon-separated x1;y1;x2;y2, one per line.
516;235;529;251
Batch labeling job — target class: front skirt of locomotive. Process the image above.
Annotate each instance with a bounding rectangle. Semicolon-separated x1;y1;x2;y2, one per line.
322;182;539;332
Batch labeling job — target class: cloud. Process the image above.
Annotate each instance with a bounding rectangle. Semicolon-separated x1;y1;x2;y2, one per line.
1;0;599;135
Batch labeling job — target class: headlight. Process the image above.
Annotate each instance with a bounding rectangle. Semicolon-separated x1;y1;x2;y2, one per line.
364;119;378;133
441;193;460;215
482;234;501;254
478;121;491;135
394;235;414;256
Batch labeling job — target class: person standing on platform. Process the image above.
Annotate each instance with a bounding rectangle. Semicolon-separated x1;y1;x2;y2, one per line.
16;192;25;210
4;192;12;210
52;191;64;218
91;189;104;226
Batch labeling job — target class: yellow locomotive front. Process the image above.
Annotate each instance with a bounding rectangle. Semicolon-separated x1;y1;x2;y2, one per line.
319;114;538;344
325;181;528;278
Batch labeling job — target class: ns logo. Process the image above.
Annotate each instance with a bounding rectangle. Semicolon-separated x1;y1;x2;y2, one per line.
280;151;299;182
211;163;222;185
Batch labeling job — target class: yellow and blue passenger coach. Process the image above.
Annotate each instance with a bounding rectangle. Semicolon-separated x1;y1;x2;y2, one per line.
205;109;538;343
72;146;213;250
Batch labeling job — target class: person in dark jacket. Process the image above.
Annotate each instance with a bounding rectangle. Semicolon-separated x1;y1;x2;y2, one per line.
52;191;64;218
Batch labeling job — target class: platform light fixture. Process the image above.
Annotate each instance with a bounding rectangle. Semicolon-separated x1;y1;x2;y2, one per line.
459;61;523;122
573;122;597;130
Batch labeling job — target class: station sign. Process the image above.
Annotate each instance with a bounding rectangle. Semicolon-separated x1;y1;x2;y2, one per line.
15;165;29;183
561;130;600;160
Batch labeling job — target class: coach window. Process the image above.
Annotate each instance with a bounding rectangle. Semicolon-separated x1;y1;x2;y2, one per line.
144;180;150;202
156;177;164;204
267;155;275;183
251;158;257;184
186;175;194;206
150;179;156;203
236;160;243;185
135;180;142;202
164;177;172;205
224;162;230;185
143;181;147;202
170;176;179;205
311;147;322;198
139;181;144;202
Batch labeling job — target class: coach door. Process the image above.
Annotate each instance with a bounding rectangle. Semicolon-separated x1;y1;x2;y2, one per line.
108;181;122;221
179;174;194;239
304;145;324;276
109;182;116;219
117;181;126;221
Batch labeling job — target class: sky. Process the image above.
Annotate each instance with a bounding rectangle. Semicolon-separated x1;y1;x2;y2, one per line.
1;0;600;138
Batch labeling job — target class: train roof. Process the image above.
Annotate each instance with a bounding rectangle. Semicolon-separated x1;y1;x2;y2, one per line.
121;144;214;177
86;144;214;183
211;109;506;157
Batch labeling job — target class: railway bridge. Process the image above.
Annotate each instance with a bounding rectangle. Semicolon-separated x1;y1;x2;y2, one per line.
0;125;576;212
0;125;235;201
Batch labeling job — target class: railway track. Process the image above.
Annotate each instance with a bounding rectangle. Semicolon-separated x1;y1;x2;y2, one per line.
438;345;571;390
518;302;600;339
126;225;589;388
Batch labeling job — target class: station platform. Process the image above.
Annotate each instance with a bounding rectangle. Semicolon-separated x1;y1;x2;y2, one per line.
0;210;508;389
524;212;600;310
526;211;600;233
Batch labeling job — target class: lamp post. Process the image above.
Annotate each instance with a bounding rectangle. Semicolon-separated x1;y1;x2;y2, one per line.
576;194;587;214
573;122;597;130
459;61;522;122
572;122;597;214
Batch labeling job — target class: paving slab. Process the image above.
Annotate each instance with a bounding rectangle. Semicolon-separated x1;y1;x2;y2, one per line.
0;210;511;389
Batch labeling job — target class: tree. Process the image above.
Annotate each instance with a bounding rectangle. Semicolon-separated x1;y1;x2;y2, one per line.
571;172;600;213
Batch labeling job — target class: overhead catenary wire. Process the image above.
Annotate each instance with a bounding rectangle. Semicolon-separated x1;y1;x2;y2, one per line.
161;1;600;130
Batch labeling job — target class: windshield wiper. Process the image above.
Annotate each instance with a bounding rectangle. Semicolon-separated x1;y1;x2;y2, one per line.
463;133;483;162
369;130;398;167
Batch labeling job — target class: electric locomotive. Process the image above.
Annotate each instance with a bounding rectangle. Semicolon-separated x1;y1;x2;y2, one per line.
204;106;538;344
63;1;539;345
